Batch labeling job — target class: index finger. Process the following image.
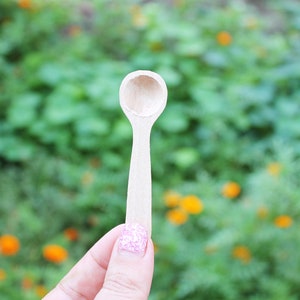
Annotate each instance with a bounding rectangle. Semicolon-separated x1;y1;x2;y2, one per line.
43;225;124;300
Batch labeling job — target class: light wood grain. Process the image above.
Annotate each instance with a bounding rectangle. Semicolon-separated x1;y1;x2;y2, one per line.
119;70;167;236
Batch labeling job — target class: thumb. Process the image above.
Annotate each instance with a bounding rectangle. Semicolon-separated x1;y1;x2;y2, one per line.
95;223;154;300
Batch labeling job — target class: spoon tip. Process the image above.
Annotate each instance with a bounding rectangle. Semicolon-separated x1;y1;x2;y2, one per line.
119;70;167;119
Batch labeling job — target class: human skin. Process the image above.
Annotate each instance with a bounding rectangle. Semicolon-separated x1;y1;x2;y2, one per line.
43;224;154;300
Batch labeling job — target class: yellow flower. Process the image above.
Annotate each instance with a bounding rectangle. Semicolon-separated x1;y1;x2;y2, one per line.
232;245;251;263
18;0;31;9
0;269;6;281
130;5;147;28
274;215;293;228
0;234;20;256
166;209;188;225
267;162;282;176
43;245;68;264
222;181;241;199
216;31;232;46
257;206;269;219
35;285;48;297
164;190;182;208
180;195;204;214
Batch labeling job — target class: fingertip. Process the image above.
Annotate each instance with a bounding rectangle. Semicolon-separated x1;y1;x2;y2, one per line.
95;223;154;300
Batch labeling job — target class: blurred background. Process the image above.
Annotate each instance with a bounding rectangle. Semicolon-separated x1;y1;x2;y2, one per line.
1;0;300;299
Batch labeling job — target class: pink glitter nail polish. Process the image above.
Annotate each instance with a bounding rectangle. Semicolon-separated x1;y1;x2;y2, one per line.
119;223;148;255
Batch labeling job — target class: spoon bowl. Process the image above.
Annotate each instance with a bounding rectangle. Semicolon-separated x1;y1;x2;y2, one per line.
120;70;167;121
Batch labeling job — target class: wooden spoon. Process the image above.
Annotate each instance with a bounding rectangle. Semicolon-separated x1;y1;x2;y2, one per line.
119;70;168;236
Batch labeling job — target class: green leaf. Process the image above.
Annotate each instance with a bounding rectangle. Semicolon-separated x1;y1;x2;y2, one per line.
44;93;78;125
38;63;64;86
158;106;189;133
75;118;109;136
7;93;41;128
173;147;200;169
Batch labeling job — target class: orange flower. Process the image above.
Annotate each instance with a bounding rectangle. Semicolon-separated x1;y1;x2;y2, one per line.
43;245;68;264
0;234;20;256
222;181;241;199
216;31;232;46
163;190;182;208
232;245;251;263
35;285;48;297
257;206;269;219
166;209;188;225
0;269;6;281
274;215;293;228
18;0;31;9
64;227;79;241
267;162;282;176
22;276;34;290
180;195;204;214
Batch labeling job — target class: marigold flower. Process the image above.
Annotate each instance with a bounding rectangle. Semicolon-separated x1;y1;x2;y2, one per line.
18;0;31;9
0;269;6;281
257;206;269;219
166;209;188;225
0;234;20;256
232;245;251;263
43;245;68;263
22;276;34;290
130;5;148;28
180;195;204;214
153;242;159;254
274;215;293;228
267;162;282;176
222;181;241;198
64;227;79;241
216;31;232;46
35;285;48;297
163;190;182;208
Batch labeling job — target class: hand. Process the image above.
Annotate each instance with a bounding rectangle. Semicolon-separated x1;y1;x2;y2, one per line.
43;223;154;300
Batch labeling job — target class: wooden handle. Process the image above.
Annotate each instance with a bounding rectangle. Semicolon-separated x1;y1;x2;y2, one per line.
125;119;152;235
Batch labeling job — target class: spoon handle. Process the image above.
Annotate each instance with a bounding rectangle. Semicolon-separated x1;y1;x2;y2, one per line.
125;121;152;235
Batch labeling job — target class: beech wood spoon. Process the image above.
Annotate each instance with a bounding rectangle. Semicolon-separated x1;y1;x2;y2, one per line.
119;70;168;236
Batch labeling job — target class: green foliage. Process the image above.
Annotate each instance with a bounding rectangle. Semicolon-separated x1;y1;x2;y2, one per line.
1;0;300;299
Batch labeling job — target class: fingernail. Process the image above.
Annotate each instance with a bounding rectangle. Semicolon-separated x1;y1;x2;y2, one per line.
118;223;148;256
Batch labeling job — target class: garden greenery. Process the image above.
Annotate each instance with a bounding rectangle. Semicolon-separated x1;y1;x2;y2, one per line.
0;0;300;299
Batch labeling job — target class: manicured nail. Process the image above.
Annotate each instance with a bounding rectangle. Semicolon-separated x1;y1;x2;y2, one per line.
119;223;148;256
